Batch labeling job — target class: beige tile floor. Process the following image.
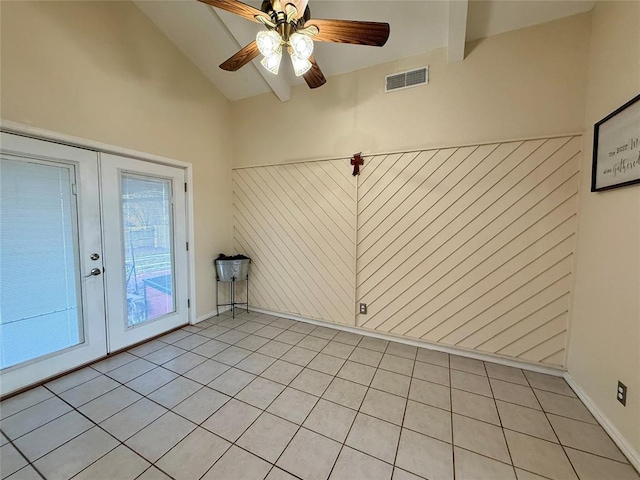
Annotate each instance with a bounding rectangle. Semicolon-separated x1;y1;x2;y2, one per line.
1;311;638;480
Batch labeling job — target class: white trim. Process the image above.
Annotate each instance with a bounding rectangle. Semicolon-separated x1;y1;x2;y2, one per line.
195;306;231;324
0;120;192;168
564;373;640;473
249;306;565;377
185;167;197;326
231;131;586;170
0;120;198;326
563;135;589;369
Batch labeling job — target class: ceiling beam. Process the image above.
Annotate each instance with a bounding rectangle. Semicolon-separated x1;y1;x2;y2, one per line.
208;7;291;102
448;0;468;63
251;63;292;102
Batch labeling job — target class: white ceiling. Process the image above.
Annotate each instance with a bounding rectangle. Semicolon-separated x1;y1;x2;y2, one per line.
135;0;595;102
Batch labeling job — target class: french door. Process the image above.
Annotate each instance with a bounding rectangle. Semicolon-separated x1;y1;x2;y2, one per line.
0;133;107;394
0;133;189;395
100;154;188;351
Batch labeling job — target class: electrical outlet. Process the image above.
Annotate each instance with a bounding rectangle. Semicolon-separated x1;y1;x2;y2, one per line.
359;303;367;314
617;381;627;406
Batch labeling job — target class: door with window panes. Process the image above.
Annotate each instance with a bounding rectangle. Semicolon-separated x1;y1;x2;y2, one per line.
100;153;188;351
0;133;189;395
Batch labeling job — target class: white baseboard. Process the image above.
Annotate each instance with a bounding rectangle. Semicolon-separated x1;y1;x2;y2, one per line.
194;306;231;324
564;373;640;473
248;307;565;377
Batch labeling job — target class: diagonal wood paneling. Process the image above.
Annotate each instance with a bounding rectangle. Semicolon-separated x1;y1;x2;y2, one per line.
232;134;581;367
233;160;357;325
356;135;581;366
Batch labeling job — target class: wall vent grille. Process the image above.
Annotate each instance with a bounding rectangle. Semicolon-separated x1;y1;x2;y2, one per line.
385;66;428;92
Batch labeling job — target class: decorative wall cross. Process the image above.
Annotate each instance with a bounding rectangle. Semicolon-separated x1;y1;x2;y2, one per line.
351;152;363;176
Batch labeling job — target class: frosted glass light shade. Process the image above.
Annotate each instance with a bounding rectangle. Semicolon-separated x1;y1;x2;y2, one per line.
291;53;312;76
256;30;282;56
261;51;282;74
289;32;314;59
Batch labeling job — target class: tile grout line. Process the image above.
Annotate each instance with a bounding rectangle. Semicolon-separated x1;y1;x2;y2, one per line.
192;321;340;480
99;336;307;478
11;325;235;479
483;360;518;478
0;426;47;480
525;373;582;480
533;385;634;465
238;342;468;476
391;346;418;478
140;315;331;479
33;318;287;480
39;384;166;480
322;335;392;480
181;319;330;480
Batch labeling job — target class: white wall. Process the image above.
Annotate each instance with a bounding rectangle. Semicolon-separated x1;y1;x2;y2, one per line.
228;12;592;370
0;1;234;319
231;12;591;167
568;0;640;461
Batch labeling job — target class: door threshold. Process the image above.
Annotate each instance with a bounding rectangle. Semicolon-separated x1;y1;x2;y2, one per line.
0;324;188;402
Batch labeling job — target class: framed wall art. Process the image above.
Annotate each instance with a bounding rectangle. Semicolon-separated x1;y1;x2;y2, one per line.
592;93;640;192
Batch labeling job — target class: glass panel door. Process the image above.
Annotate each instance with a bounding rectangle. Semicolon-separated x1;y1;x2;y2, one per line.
101;154;188;351
0;133;107;396
0;159;83;368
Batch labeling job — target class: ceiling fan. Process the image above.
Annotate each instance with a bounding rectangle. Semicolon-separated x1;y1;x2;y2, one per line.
197;0;390;89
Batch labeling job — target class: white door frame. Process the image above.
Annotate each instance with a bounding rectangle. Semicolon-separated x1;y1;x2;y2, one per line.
0;120;197;328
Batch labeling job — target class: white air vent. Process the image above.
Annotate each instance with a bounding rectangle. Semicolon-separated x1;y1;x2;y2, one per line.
385;66;429;93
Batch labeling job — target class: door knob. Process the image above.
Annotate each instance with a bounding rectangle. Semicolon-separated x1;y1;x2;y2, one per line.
84;268;102;277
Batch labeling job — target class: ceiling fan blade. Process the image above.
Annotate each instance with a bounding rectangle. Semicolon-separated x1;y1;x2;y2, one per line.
303;56;326;89
220;41;260;71
197;0;265;23
305;19;390;46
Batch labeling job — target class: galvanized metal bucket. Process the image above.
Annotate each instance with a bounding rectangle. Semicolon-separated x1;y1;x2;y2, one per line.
215;258;250;282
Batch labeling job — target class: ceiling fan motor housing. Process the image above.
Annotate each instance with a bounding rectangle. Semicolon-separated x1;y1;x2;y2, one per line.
261;0;309;30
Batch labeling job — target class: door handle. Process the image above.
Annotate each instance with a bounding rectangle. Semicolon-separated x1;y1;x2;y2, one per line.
84;268;102;277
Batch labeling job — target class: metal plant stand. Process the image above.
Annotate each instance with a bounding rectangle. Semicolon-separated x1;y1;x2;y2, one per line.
215;256;250;318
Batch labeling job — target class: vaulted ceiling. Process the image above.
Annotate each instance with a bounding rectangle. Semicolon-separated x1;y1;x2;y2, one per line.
135;0;595;102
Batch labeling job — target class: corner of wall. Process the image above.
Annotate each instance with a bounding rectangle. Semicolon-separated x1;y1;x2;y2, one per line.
567;0;640;464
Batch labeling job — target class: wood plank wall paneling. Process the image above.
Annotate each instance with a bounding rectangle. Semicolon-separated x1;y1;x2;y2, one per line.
233;160;357;325
357;136;581;367
232;135;581;367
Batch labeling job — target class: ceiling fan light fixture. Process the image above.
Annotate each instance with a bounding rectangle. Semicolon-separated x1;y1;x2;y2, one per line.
256;30;282;57
289;32;314;59
203;0;390;89
261;50;282;74
290;53;312;76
